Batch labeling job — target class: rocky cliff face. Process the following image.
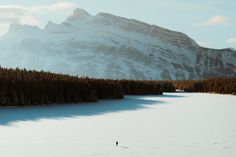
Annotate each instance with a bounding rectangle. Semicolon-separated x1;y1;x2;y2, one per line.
0;8;235;80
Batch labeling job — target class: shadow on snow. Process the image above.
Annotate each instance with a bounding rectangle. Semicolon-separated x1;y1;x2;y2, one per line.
160;93;186;98
0;94;185;126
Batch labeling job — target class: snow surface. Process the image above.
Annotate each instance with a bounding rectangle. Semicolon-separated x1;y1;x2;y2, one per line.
0;92;236;157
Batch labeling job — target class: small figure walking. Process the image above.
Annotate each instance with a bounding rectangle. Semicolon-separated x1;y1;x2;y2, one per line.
116;141;118;146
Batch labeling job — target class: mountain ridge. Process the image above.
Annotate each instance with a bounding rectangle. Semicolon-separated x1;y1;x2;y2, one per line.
0;8;235;80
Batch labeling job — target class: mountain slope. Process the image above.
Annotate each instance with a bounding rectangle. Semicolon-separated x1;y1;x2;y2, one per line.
0;8;235;80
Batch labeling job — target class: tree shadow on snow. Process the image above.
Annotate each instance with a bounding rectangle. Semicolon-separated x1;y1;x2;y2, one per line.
0;94;185;126
160;93;186;98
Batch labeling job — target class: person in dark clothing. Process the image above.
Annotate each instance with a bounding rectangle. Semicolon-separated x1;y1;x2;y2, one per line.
116;141;118;146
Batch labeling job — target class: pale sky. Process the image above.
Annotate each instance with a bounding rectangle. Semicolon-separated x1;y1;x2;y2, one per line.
0;0;235;49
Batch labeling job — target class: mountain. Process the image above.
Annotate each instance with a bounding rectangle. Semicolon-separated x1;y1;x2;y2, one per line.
0;8;235;80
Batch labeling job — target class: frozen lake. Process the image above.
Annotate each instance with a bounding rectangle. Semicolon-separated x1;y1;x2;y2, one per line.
0;92;236;157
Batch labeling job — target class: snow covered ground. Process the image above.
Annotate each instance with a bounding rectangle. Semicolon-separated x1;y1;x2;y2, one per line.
0;92;236;157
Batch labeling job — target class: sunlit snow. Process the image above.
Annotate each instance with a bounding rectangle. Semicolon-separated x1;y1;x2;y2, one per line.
0;92;236;157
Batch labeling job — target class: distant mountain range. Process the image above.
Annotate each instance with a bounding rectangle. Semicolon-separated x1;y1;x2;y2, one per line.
0;8;235;80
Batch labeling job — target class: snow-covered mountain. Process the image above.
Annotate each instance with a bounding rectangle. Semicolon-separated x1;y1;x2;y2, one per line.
0;8;235;80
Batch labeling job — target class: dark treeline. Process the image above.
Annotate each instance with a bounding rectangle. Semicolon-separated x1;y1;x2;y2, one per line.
2;67;235;107
0;67;169;107
174;78;236;95
0;67;123;106
121;80;175;95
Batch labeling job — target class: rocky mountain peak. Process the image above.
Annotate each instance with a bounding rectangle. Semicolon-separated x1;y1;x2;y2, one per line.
66;8;92;21
0;8;235;80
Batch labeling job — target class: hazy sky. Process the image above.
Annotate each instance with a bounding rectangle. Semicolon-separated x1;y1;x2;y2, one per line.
0;0;235;49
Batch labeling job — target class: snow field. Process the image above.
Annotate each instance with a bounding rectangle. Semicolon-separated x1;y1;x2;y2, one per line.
0;92;236;157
